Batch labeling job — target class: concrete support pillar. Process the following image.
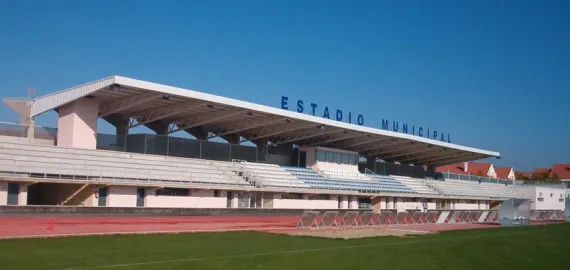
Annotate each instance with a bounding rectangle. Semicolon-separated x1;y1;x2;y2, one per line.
231;196;238;208
18;183;28;206
371;196;382;213
253;139;268;162
27;118;35;144
349;196;359;209
57;98;99;149
340;195;349;209
183;127;208;140
222;134;240;145
426;165;436;178
103;114;129;148
145;120;169;135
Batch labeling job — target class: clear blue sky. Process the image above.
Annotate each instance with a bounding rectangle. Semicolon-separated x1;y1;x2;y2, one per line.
0;0;568;171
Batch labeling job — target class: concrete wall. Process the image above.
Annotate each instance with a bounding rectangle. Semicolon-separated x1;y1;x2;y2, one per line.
513;186;565;210
57;98;99;149
304;147;316;167
339;195;349;209
17;184;28;206
107;186;137;207
272;194;338;209
0;182;6;205
272;198;338;209
454;200;484;210
146;189;226;208
349;196;359;209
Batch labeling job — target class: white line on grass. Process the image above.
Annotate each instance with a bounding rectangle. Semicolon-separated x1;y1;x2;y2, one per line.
62;229;539;270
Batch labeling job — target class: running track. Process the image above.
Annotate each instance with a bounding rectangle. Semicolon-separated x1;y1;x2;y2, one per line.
0;215;509;239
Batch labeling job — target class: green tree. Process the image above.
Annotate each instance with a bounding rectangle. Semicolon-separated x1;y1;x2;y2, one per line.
531;171;549;181
515;172;530;180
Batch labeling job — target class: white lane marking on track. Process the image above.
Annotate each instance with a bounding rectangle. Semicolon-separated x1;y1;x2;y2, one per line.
62;230;539;270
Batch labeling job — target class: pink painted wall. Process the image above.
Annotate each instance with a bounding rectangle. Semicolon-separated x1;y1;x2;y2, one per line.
18;184;27;206
146;189;226;208
107;186;137;207
340;195;349;209
454;200;482;210
304;147;316;167
0;182;7;205
57;98;99;149
513;186;565;210
272;198;338;209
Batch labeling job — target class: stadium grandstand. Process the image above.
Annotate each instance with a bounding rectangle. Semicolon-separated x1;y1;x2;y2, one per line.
0;76;565;213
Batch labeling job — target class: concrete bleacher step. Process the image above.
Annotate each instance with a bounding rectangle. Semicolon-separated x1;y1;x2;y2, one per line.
0;142;250;186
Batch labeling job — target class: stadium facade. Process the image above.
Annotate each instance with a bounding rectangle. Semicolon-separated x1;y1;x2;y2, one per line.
0;76;565;211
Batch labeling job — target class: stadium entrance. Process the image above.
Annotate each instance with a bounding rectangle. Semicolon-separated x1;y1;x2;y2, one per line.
27;183;94;206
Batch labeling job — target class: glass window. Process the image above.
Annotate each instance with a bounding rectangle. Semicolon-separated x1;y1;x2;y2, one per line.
156;188;189;196
314;150;318;162
325;151;333;162
317;150;325;162
334;152;341;163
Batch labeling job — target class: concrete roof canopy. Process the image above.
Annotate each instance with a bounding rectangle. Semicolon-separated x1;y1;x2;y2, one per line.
2;76;501;166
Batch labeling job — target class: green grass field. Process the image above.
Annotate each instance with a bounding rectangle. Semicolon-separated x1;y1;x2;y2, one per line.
0;224;569;270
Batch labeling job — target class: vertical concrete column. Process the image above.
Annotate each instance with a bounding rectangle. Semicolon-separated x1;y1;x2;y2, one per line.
18;183;28;206
222;134;240;145
145;120;169;135
426;165;436;178
27;118;35;144
57;98;99;149
253;139;268;162
371;196;382;213
0;182;7;205
231;196;238;208
184;127;208;140
349;196;359;209
340;195;349;209
103;114;129;148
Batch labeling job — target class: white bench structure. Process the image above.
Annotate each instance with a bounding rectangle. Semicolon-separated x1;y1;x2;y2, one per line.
390;175;440;195
426;179;517;198
239;162;309;188
0;142;249;187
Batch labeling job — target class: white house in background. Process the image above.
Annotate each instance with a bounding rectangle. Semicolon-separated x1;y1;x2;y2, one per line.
495;167;516;180
437;162;498;178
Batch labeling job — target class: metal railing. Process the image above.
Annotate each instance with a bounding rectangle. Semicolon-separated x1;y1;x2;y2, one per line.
513;180;566;189
437;172;515;185
0;121;57;141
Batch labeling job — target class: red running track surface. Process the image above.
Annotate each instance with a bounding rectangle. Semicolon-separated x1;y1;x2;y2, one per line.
0;216;301;239
1;215;556;239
